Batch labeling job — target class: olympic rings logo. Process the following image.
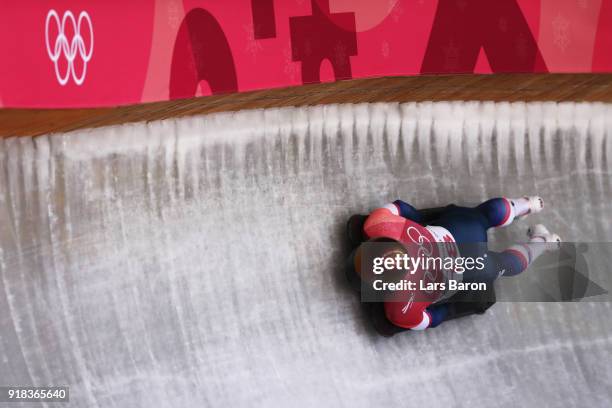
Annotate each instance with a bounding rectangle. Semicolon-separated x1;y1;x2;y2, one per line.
45;10;94;86
405;226;434;258
405;226;439;292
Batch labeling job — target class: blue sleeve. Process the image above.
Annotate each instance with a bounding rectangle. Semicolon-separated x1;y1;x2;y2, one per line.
393;200;423;223
425;303;449;328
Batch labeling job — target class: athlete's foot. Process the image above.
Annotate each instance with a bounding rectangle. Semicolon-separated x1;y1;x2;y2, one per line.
527;224;561;250
513;196;544;220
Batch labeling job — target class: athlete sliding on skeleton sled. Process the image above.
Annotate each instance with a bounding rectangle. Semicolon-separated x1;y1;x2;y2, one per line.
346;196;561;336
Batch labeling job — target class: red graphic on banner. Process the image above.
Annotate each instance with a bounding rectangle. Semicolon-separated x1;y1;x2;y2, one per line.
289;0;357;83
421;0;547;73
170;8;238;99
252;0;277;39
593;0;612;72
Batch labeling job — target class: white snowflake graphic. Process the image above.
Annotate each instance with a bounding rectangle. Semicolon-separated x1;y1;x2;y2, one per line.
443;39;460;70
387;0;398;12
244;23;263;59
167;1;181;28
334;42;348;70
283;47;299;82
552;13;570;52
516;33;528;60
498;17;508;33
382;41;390;58
392;1;404;23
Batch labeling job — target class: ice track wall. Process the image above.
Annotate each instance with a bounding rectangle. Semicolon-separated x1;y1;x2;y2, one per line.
1;102;611;407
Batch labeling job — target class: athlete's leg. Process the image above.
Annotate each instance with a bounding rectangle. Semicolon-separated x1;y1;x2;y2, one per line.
476;196;544;229
429;205;490;243
514;196;545;220
465;224;561;282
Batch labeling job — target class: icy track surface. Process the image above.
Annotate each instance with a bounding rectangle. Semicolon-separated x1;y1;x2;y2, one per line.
1;102;612;407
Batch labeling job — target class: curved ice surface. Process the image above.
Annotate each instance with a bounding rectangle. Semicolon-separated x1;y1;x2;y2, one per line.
1;102;611;407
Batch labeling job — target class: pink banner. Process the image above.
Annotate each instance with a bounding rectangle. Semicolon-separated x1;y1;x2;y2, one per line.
0;0;610;108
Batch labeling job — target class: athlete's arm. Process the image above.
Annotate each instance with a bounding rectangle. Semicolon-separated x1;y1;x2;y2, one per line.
384;300;433;331
381;200;423;223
